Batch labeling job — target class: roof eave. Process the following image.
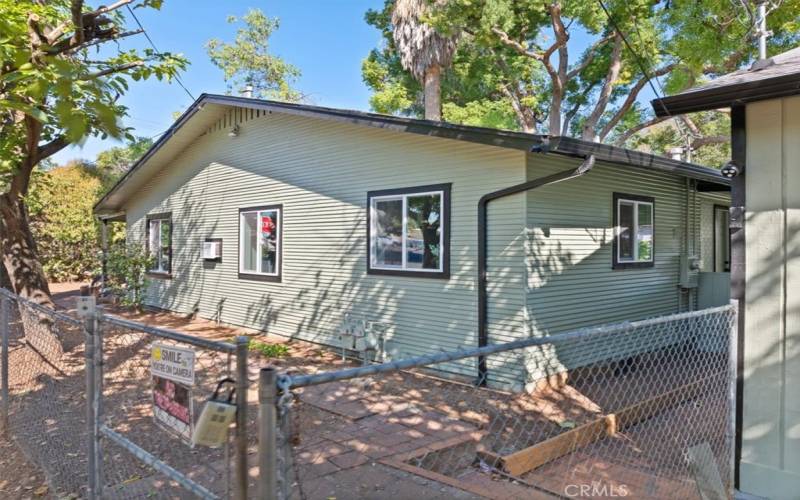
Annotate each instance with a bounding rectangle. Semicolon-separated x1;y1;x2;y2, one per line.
652;73;800;117
95;94;729;213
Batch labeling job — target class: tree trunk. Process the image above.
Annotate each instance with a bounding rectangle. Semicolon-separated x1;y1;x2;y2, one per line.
0;249;11;291
423;65;442;121
0;193;63;359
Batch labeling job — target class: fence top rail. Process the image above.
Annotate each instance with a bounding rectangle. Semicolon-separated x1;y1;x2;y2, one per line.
0;287;82;327
281;303;736;390
100;313;238;354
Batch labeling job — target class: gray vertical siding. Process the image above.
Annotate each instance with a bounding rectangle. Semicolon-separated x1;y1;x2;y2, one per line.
125;109;527;381
738;97;800;497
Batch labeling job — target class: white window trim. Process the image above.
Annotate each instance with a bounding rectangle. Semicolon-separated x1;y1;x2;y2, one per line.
239;207;281;277
369;189;445;273
616;199;654;263
148;218;170;274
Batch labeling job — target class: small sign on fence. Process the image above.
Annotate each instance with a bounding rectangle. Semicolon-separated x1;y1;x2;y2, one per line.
152;375;194;442
151;343;195;385
151;343;196;442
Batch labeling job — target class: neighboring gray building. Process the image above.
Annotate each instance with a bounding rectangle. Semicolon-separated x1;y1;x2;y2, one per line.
95;94;730;390
656;46;800;500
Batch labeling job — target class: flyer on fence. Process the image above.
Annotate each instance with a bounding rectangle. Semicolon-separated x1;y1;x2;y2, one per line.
151;343;196;443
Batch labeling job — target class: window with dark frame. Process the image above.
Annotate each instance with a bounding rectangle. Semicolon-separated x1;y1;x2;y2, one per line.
367;183;451;278
238;205;282;282
146;213;172;276
613;193;655;269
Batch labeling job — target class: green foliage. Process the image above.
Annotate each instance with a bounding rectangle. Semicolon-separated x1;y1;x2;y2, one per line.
362;0;800;164
206;9;301;101
443;99;518;130
248;340;289;358
93;136;153;192
26;163;102;282
631;111;732;168
106;242;154;309
0;1;188;181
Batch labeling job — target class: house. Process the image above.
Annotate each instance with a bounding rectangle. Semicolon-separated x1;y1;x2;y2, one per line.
94;94;730;390
655;47;800;500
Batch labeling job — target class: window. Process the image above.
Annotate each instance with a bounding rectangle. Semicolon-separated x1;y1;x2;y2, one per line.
146;213;172;276
367;184;450;278
239;205;282;281
613;193;654;269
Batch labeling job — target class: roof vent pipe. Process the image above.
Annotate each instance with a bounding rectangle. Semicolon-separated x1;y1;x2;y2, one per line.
756;0;769;60
668;147;684;161
242;85;254;98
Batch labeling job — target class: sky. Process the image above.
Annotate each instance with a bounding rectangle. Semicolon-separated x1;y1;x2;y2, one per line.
53;0;384;164
52;0;648;165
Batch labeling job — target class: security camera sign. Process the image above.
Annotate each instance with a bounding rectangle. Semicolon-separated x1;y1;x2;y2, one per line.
151;343;195;386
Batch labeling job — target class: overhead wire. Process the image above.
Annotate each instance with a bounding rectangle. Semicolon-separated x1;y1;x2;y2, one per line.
125;4;196;101
595;0;696;151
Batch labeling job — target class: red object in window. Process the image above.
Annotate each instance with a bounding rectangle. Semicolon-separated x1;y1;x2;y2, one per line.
261;215;275;236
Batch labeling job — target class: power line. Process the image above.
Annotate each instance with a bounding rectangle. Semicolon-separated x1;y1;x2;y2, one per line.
125;4;196;101
595;0;696;147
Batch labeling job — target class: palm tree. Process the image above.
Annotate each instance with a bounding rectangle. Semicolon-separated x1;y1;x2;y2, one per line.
392;0;458;121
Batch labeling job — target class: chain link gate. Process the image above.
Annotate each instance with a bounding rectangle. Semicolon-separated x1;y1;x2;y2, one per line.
0;289;253;499
261;304;738;500
0;288;90;497
90;303;251;499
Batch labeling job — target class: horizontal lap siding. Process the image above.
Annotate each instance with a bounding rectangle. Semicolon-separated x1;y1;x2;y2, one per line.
521;156;696;384
125;110;527;380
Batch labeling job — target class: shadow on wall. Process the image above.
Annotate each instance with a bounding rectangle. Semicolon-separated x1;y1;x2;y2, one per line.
518;222;690;389
134;122;511;377
738;216;800;479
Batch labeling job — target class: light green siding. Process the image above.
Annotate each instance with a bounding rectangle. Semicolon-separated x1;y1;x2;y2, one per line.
125;108;527;382
122;103;729;391
518;155;729;386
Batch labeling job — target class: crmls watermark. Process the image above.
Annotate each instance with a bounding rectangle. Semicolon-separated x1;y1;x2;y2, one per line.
564;481;629;497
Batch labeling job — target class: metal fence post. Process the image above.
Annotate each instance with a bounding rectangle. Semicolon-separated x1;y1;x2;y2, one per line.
93;309;104;499
234;336;249;500
1;295;10;436
84;302;98;500
259;368;277;500
728;300;739;497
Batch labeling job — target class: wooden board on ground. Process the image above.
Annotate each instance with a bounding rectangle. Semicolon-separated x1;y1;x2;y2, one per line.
483;372;722;477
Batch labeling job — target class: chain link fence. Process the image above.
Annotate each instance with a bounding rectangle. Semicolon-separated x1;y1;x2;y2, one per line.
94;314;249;499
0;289;253;499
0;288;90;498
269;305;737;500
1;285;737;500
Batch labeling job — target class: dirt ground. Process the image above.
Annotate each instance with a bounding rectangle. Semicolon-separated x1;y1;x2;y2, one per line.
0;437;50;499
2;282;730;499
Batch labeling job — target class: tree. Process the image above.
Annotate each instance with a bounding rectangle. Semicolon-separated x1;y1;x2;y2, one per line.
27;162;103;282
363;0;800;162
0;0;186;343
93;135;153;191
206;9;301;102
391;0;458;120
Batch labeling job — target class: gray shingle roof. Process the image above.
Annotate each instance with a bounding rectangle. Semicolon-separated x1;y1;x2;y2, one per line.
653;47;800;116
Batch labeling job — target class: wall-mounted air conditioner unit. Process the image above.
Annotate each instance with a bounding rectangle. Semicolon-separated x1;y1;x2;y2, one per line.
202;239;222;261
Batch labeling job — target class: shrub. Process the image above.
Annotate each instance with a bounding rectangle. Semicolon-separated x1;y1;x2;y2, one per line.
106;242;154;309
27;164;103;282
250;341;290;358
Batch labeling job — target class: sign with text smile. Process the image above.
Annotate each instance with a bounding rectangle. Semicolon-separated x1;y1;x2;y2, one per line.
151;343;195;386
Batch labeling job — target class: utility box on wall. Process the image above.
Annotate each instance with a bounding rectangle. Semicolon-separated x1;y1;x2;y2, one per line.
679;254;700;289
